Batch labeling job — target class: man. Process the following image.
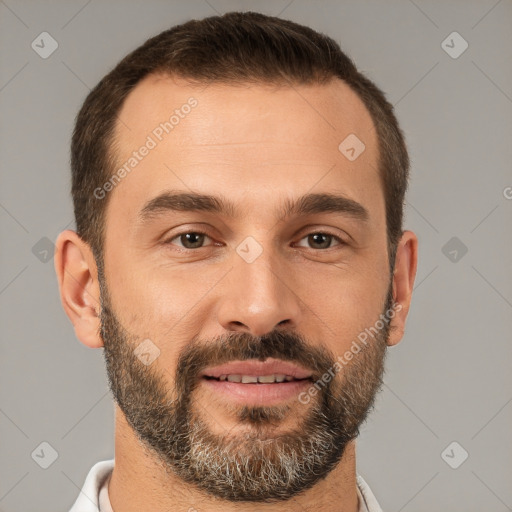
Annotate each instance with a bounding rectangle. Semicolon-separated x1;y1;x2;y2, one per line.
55;11;417;512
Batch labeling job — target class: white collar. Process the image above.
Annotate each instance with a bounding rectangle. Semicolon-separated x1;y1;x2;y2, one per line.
69;460;383;512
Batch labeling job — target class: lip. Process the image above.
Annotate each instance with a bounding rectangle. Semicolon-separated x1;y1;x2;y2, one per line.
199;358;313;406
200;357;313;380
202;378;312;405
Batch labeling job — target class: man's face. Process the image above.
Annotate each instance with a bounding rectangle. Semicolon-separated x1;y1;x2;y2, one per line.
99;75;393;501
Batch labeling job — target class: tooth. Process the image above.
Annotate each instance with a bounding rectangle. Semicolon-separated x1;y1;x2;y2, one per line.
219;375;227;381
258;375;276;383
275;374;286;383
284;375;294;381
227;374;242;383
241;375;258;383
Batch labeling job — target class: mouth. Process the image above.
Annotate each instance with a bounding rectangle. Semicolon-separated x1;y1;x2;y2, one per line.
199;358;314;405
204;374;307;383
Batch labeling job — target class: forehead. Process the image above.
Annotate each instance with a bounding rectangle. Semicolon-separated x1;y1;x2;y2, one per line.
115;74;377;153
107;74;381;228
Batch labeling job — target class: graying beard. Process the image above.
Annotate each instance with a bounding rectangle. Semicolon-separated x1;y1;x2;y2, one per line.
169;405;343;501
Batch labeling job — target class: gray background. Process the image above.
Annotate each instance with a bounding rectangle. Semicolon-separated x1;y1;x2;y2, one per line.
0;0;511;510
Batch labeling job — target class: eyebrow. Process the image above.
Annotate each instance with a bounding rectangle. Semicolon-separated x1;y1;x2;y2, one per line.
138;190;369;224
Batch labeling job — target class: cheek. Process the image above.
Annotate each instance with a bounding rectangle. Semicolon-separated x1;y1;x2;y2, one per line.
105;261;219;358
318;295;383;360
309;264;389;357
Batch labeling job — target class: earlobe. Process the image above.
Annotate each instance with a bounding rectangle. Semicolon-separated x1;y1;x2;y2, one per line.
54;230;104;349
387;230;418;347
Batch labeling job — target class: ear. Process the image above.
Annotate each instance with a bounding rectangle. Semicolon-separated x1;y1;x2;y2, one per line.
54;230;104;348
387;230;418;347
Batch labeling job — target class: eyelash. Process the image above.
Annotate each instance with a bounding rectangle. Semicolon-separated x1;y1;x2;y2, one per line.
164;229;346;251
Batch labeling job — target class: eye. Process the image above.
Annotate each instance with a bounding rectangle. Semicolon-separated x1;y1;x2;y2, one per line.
295;232;345;250
163;229;346;252
165;231;214;250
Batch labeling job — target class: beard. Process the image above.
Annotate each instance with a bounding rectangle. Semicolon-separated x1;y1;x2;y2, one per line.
98;266;392;503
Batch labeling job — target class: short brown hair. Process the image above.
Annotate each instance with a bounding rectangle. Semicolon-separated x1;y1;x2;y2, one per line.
71;11;409;270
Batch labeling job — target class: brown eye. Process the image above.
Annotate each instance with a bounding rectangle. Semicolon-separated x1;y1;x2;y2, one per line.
295;232;344;250
166;231;213;250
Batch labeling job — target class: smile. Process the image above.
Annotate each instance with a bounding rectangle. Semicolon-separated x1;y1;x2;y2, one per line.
204;374;308;383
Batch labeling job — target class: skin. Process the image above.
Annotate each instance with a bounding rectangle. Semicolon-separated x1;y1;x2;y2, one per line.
55;75;418;511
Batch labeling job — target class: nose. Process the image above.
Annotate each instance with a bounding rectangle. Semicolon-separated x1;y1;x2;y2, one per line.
216;247;302;338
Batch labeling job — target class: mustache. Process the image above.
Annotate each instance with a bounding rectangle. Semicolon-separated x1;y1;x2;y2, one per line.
175;330;336;395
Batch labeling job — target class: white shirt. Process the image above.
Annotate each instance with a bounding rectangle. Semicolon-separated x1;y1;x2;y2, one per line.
69;459;383;512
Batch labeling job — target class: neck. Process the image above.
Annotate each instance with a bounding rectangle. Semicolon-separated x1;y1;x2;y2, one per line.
109;406;361;512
